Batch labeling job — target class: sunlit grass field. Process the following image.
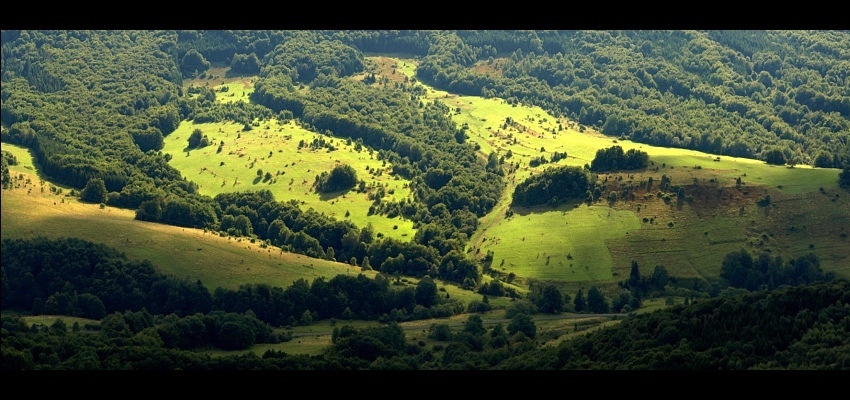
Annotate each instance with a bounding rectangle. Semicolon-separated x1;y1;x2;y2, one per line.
162;119;415;241
1;143;375;291
388;56;847;285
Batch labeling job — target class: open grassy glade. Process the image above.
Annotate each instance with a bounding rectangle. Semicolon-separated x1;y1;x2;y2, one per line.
162;118;415;241
386;56;848;286
1;143;375;291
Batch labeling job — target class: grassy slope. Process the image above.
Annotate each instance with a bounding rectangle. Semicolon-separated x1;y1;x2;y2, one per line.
390;57;848;287
177;72;416;241
0;147;484;306
1;143;373;291
162;119;415;240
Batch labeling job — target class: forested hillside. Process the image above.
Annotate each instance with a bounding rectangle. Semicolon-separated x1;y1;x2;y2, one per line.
1;30;848;370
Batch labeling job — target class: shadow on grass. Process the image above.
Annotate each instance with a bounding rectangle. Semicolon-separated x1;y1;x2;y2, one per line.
224;70;254;79
509;199;589;217
318;188;352;201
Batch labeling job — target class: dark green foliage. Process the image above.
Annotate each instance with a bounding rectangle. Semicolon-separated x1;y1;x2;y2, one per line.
1;150;17;189
0;237;213;317
187;128;209;149
573;288;586;313
230;53;261;75
80;177;108;203
763;148;787;165
840;167;850;189
415;277;438;308
720;249;833;291
586;286;609;314
504;300;537;319
316;164;358;193
531;284;564;314
511;281;850;370
589;146;650;172
512;165;591;207
180;49;211;77
507;313;537;339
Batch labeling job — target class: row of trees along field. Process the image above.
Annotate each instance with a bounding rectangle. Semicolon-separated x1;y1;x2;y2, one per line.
2;236;846;369
2;30;848;295
0;237;468;339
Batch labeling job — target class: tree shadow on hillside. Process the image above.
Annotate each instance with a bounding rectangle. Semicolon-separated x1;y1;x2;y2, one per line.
319;188;352;201
509;199;587;217
224;70;254;79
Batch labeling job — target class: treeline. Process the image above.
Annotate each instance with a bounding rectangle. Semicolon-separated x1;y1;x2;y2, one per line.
1;149;16;189
720;249;835;291
0;237;468;332
4;278;846;370
409;30;850;168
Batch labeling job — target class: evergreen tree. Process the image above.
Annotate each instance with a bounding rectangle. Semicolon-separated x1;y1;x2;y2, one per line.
586;286;609;314
574;288;586;313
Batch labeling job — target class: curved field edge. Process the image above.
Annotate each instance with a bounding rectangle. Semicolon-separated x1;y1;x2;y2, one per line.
162;118;415;241
386;57;849;284
1;145;489;305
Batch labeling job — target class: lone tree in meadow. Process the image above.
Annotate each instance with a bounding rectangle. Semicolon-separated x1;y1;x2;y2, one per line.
586;286;609;314
316;164;358;193
187;128;209;149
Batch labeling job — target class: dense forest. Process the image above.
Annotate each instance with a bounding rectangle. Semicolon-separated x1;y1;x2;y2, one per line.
2;30;849;369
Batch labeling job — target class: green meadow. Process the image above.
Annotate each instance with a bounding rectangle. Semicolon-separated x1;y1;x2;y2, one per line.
162;118;415;241
389;56;847;285
1;144;487;303
1;143;375;291
479;203;641;283
4;56;846;295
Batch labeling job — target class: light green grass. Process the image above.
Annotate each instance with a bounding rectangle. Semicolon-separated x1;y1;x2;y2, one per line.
162;118;415;240
395;57;842;196
2;143;38;171
479;203;642;283
0;155;372;291
387;56;847;285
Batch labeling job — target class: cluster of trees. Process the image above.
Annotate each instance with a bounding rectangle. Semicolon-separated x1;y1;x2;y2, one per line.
588;145;650;172
314;163;357;193
186;128;210;149
1;149;17;189
720;249;834;291
511;165;592;207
